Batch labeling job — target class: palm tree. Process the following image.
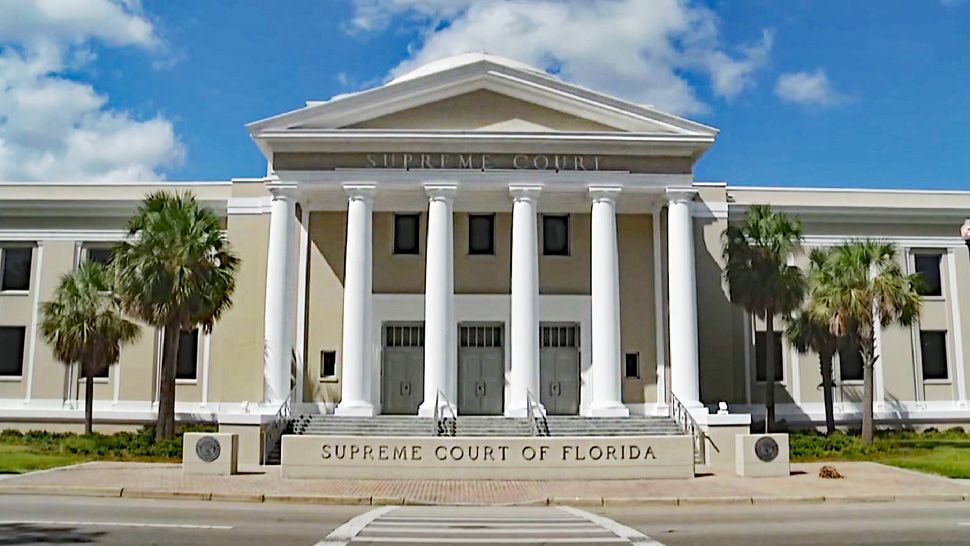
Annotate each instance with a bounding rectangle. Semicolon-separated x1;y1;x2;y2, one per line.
809;241;922;445
114;192;239;440
786;248;841;435
723;205;805;432
40;262;140;434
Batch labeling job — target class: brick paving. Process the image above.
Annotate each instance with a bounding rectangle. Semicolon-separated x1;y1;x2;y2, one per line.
1;461;968;505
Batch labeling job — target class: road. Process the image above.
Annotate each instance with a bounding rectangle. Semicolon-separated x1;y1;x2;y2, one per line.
1;494;970;545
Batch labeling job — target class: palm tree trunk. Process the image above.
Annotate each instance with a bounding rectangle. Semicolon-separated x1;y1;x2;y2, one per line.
157;319;180;441
83;361;94;436
764;312;776;433
820;354;835;436
861;337;875;446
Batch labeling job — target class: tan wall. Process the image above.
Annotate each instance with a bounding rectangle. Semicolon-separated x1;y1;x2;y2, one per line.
373;212;426;294
455;213;512;294
539;213;591;295
618;214;658;403
305;211;346;404
208;212;269;404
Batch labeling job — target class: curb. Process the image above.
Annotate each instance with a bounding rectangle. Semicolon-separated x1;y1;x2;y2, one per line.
1;485;968;507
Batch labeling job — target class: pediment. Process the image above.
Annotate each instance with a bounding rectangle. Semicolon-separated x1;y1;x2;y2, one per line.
339;90;625;132
248;57;717;138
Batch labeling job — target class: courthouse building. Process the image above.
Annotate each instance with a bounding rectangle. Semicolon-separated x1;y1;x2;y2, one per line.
1;54;969;438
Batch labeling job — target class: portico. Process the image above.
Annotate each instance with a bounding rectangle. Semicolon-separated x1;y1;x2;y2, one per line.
249;53;716;419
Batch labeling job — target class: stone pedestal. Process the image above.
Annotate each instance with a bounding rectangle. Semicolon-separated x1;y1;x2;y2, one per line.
218;424;263;466
696;411;751;474
735;433;789;478
183;433;239;475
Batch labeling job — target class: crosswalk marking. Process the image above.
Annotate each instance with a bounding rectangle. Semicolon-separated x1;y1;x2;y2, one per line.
318;506;665;545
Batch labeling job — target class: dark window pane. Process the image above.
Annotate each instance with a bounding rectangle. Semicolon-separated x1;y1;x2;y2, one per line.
0;326;25;376
915;255;942;297
176;329;199;380
920;331;948;380
393;214;420;254
625;353;639;379
86;247;113;265
1;247;32;291
468;214;494;255
838;340;865;381
755;331;784;382
321;350;337;377
543;215;569;256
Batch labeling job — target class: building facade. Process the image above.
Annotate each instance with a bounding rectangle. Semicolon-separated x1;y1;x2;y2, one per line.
1;54;969;434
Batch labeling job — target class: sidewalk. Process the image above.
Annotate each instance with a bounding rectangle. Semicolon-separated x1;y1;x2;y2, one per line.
0;461;967;506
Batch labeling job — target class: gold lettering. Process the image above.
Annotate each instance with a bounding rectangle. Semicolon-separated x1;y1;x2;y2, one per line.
593;156;601;170
411;446;422;461
435;445;447;461
403;153;413;170
574;156;586;170
480;154;490;171
522;446;537;461
378;445;389;460
335;445;346;459
366;154;377;168
532;155;549;170
498;446;509;461
606;445;617;460
362;445;373;460
513;154;529;169
421;154;432;169
644;446;656;460
539;445;549;461
393;446;407;460
483;446;495;461
350;445;360;459
440;153;447;168
321;445;331;459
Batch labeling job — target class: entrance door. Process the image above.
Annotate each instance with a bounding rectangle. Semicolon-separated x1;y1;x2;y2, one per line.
458;324;504;415
381;324;425;415
540;324;581;415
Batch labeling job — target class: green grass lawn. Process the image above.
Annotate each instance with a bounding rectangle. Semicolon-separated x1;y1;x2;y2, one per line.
0;444;89;474
876;444;970;479
791;431;970;479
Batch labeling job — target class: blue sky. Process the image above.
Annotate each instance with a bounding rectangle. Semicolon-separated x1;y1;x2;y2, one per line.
1;0;968;189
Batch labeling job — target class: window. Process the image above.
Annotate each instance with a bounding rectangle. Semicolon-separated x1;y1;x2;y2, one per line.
838;340;864;382
321;350;337;378
542;215;569;256
1;247;32;291
468;214;494;255
914;254;943;297
85;246;113;265
393;214;420;255
755;331;784;382
920;331;948;381
176;329;199;381
0;326;25;376
625;353;640;379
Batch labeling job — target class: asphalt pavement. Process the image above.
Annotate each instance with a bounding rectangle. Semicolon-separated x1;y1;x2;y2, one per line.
2;494;970;545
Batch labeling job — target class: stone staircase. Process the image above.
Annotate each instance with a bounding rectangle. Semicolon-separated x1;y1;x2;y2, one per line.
264;414;685;464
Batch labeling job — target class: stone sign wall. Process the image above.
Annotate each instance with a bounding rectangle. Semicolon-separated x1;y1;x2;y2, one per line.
281;435;694;479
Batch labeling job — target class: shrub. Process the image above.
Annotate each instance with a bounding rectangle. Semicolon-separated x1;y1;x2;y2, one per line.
0;423;217;461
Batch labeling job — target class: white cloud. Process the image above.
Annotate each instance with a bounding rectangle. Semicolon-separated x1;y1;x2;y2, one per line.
350;0;774;115
0;0;183;181
775;69;843;106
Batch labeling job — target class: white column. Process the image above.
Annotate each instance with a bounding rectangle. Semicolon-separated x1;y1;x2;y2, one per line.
589;186;629;417
419;184;458;416
508;185;542;417
666;188;702;408
263;187;296;404
335;184;376;416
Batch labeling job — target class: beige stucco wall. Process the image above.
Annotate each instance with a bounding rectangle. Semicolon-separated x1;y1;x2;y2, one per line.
305;211;346;405
618;214;658;404
207;210;270;404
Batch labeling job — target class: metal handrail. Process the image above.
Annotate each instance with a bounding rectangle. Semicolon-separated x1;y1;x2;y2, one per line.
669;393;706;465
433;389;456;436
526;390;548;437
263;386;296;464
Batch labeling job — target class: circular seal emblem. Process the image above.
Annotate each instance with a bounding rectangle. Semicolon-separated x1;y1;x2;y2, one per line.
195;436;221;463
754;436;779;463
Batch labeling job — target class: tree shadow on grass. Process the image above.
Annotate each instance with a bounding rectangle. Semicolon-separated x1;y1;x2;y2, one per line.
0;523;105;544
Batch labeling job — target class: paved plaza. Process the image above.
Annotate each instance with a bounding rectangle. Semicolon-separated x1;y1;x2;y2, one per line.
1;461;967;506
